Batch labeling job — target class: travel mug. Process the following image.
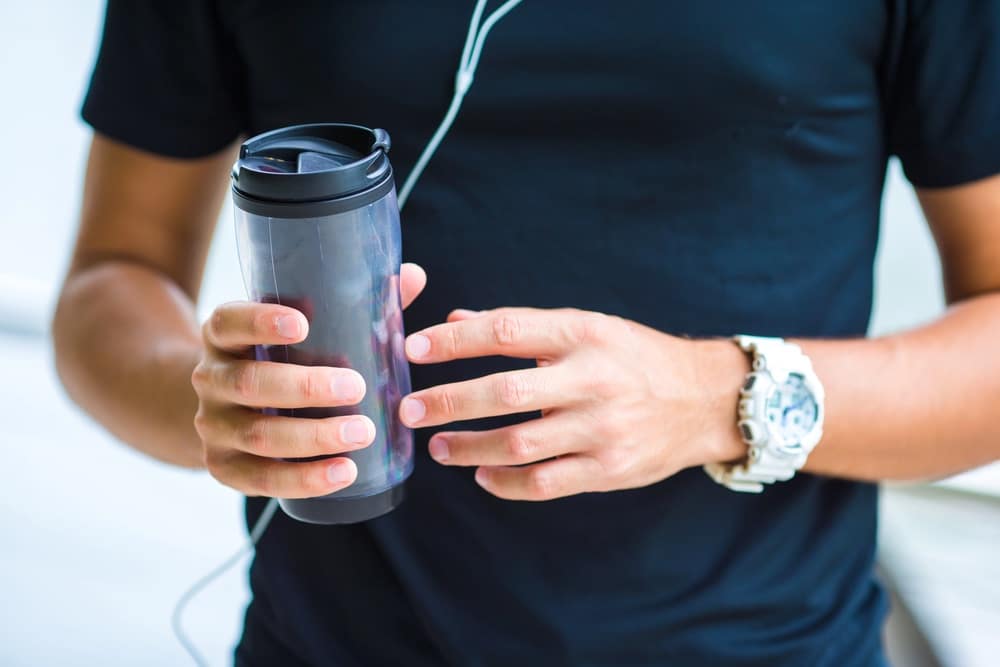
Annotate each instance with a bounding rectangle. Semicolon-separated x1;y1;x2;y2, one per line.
231;123;412;524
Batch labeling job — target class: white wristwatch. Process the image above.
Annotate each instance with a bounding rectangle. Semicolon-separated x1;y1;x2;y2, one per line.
704;335;825;493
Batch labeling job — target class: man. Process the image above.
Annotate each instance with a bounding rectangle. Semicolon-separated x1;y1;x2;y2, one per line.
54;1;1000;665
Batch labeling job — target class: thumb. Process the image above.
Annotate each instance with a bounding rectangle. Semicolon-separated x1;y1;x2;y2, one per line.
400;262;427;310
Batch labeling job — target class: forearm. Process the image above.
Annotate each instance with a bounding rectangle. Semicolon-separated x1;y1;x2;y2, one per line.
707;292;1000;481
53;261;205;468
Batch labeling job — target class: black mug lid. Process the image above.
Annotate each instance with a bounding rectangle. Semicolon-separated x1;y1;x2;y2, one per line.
232;123;392;203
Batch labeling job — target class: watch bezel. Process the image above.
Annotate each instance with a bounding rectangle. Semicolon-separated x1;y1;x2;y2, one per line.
738;369;824;458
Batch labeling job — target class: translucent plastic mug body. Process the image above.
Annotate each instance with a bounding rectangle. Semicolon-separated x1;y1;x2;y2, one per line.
231;124;412;524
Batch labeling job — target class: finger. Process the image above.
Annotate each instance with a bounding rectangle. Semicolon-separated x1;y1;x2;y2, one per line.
399;366;572;428
427;414;581;467
194;359;365;409
446;309;483;323
474;455;605;501
199;407;376;458
404;308;587;364
204;302;308;353
400;262;427;310
207;451;358;499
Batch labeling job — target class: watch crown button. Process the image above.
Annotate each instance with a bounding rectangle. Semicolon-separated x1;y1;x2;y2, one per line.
738;419;759;444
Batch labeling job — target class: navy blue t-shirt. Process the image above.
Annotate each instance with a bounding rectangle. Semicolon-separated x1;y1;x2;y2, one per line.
83;1;1000;665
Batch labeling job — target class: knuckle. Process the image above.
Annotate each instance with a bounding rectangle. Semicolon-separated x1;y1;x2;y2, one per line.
208;308;226;342
249;309;273;339
588;376;618;401
505;428;536;462
528;468;559;500
589;415;617;442
315;420;343;452
192;409;211;438
241;417;270;455
312;420;330;450
298;463;327;496
566;322;586;347
437;388;459;419
232;362;259;400
584;410;619;444
577;374;599;399
299;370;322;401
600;448;631;478
190;363;209;392
497;374;531;409
443;324;463;357
554;308;586;345
202;447;226;480
249;465;275;497
492;313;521;347
580;312;613;344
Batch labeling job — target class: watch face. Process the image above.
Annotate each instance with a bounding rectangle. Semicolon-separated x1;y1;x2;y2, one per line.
764;372;818;453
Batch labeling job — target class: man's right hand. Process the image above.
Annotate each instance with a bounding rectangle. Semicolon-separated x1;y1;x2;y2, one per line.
191;262;426;499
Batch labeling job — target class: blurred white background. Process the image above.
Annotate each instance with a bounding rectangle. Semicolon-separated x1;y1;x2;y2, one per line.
1;2;247;666
0;2;996;666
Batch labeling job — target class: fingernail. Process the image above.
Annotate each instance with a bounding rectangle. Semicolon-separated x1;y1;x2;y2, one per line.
400;397;426;425
406;334;431;359
428;435;450;462
276;315;300;339
341;419;372;445
327;462;354;484
331;375;362;401
474;467;490;487
452;309;481;318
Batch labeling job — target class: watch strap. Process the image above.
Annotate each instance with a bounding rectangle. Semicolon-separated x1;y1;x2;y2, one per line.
704;335;820;493
735;335;813;378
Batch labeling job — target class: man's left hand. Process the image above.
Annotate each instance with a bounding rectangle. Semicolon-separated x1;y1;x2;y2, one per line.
399;308;746;500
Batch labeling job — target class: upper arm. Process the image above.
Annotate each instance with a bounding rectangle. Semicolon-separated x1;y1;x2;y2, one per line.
885;0;1000;304
70;133;238;299
918;173;1000;304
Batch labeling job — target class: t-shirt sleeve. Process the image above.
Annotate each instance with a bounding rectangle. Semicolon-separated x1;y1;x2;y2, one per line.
81;0;244;158
885;0;1000;188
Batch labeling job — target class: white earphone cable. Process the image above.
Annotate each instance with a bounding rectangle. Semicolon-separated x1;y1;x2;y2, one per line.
172;2;524;664
397;0;523;208
171;498;279;667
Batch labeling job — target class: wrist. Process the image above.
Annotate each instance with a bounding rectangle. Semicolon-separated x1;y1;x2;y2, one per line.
693;338;749;465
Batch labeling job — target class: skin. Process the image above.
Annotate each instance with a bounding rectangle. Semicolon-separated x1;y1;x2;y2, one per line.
54;134;1000;501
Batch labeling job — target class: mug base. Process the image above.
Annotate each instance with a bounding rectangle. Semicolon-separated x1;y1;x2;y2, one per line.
278;482;407;525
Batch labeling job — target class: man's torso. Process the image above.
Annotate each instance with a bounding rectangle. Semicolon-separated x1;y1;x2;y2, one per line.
224;2;891;664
